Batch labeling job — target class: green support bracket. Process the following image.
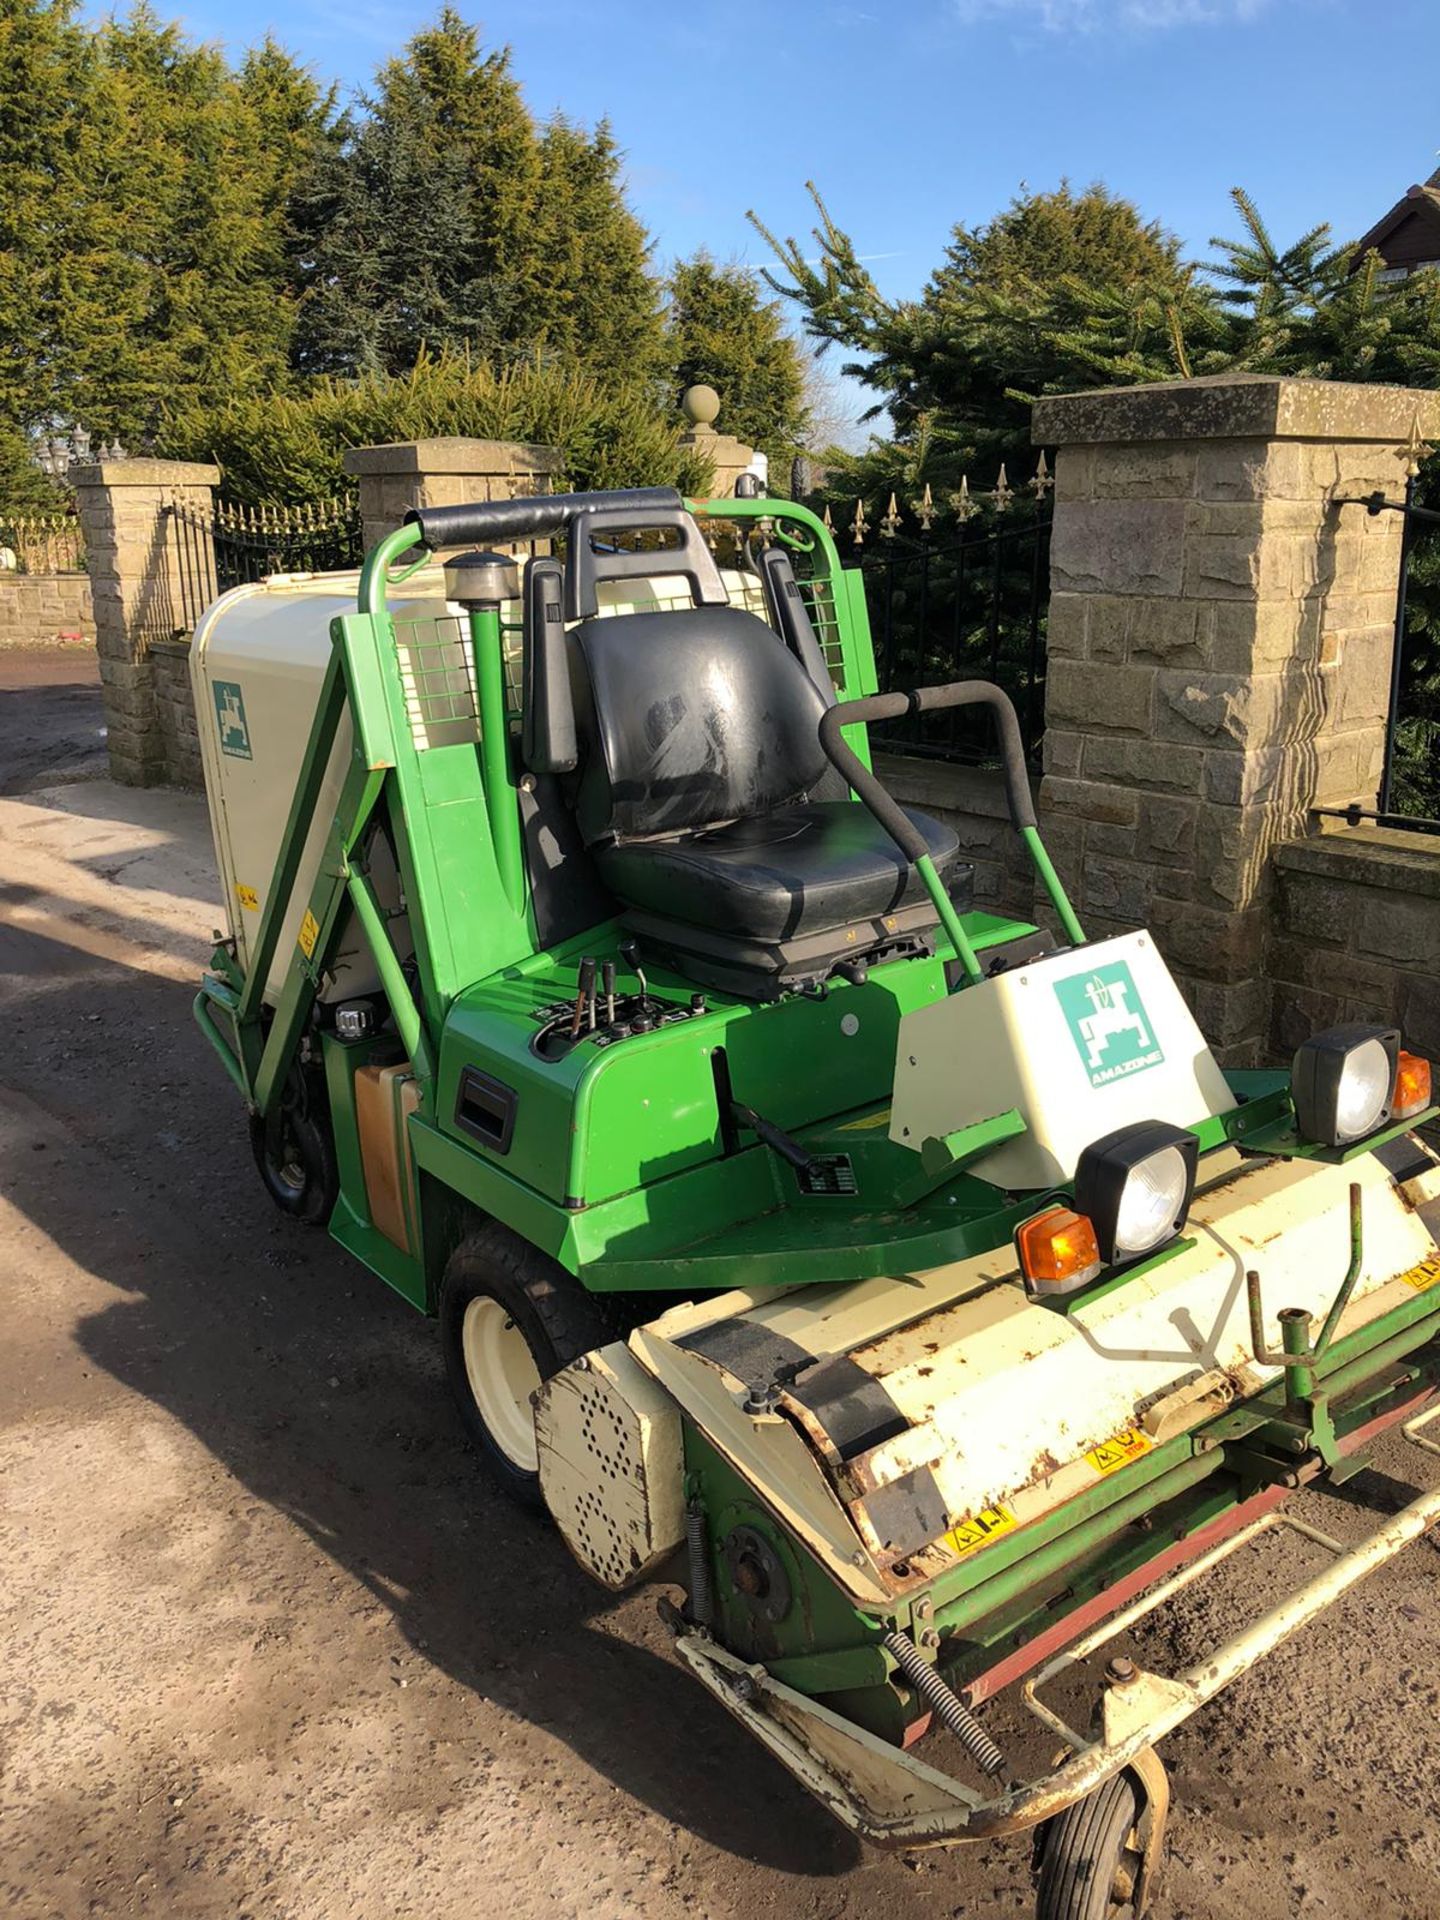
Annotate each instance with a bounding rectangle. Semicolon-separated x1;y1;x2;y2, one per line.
468;602;525;915
1021;824;1085;948
1244;1181;1363;1467
895;1107;1026;1207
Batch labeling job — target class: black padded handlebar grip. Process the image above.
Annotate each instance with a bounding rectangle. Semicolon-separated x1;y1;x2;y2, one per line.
405;486;682;552
818;680;1037;857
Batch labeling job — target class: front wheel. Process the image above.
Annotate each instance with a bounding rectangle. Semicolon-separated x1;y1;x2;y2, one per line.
438;1223;611;1510
1035;1770;1146;1920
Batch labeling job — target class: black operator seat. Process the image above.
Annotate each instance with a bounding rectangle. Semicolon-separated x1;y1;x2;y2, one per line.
521;505;971;999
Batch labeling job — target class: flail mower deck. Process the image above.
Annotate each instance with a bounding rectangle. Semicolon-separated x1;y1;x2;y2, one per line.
191;485;1440;1918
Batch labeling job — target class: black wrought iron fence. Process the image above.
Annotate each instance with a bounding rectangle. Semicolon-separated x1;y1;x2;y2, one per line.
827;458;1054;768
0;507;86;573
1329;427;1440;833
168;494;364;632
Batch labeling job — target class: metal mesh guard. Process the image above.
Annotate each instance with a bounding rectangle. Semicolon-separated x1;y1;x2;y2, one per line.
389;556;844;753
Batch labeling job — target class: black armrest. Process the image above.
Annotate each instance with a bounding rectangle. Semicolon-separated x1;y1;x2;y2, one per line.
521;557;577;774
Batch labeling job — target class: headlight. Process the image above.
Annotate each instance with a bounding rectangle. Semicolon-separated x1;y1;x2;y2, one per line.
1074;1120;1199;1264
1291;1024;1398;1147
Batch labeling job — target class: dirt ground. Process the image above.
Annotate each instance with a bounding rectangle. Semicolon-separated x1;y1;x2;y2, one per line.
3;642;1440;1920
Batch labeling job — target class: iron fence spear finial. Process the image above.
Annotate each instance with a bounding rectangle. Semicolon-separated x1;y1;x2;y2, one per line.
949;475;978;523
1402;413;1433;481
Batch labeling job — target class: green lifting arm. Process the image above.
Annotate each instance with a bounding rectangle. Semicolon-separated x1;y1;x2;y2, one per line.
212;522;434;1124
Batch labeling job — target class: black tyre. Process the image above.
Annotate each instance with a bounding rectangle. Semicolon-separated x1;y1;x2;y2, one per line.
1035;1770;1146;1920
248;1066;338;1226
439;1222;612;1510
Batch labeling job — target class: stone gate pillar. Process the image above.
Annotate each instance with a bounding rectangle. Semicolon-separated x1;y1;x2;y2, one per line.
343;438;565;552
1032;374;1440;1065
71;457;220;786
677;384;760;497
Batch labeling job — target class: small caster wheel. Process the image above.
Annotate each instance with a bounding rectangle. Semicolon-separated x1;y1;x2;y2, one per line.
1035;1769;1150;1920
249;1065;338;1226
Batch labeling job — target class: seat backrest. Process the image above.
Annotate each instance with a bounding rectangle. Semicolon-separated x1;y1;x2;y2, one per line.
570;605;830;845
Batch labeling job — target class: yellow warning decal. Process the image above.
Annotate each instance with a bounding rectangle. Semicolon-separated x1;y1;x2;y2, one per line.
298;909;320;959
235;883;259;913
838;1107;893;1133
1085;1426;1153;1476
1399;1253;1440;1292
945;1504;1017;1558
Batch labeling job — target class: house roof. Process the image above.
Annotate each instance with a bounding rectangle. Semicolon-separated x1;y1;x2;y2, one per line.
1354;168;1440;266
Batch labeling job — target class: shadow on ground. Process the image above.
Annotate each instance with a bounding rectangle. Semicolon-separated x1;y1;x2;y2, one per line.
2;915;860;1883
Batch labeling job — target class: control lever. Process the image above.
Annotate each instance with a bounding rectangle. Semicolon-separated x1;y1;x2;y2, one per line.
601;959;617;1026
571;956;596;1037
730;1102;818;1175
619;937;649;1007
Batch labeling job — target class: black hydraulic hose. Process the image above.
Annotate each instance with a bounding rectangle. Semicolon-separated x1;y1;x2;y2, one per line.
818;681;1037;852
884;1629;1007;1777
405;486;682;553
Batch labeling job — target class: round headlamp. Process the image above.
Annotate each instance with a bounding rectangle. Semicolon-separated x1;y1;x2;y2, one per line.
1074;1120;1199;1264
1291;1024;1399;1148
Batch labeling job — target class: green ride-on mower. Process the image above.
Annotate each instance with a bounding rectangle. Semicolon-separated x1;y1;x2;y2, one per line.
192;483;1440;1918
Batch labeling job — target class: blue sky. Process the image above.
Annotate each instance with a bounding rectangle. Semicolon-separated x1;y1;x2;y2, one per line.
89;0;1440;437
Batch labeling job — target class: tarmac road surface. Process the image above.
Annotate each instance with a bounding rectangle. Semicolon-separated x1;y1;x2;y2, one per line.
3;644;1440;1919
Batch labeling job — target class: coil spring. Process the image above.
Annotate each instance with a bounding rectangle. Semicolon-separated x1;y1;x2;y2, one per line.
686;1501;715;1631
883;1629;1006;1777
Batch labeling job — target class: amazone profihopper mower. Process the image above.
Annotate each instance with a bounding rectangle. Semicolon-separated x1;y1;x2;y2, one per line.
193;485;1440;1918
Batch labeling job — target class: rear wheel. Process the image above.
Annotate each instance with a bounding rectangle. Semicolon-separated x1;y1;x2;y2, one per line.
439;1223;612;1509
1035;1771;1146;1920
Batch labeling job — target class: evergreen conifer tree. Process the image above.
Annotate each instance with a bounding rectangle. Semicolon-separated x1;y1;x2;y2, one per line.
666;253;808;481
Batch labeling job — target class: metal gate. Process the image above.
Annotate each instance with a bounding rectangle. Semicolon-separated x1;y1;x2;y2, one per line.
1333;426;1440;831
169;494;364;632
836;459;1054;768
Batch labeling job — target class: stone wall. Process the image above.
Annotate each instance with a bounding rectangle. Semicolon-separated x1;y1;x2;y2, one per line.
1032;374;1438;1065
876;755;1039;921
71;458;220;785
150;639;204;789
344;438;565;551
0;571;95;645
1268;824;1440;1059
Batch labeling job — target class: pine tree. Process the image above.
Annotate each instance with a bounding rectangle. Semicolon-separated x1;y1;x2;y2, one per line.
0;0;88;434
527;117;664;381
291;12;662;382
12;5;332;445
749;180;1222;496
666;253;808;482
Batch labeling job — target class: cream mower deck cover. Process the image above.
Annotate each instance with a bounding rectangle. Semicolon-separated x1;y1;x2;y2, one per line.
631;1151;1438;1598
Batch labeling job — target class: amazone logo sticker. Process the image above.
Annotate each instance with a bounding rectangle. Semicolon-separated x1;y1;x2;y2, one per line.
1055;960;1164;1088
213;680;252;759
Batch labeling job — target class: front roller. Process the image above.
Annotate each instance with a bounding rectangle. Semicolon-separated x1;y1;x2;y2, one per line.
668;1422;1440;1920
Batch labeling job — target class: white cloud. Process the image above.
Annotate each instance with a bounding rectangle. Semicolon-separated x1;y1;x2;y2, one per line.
951;0;1273;29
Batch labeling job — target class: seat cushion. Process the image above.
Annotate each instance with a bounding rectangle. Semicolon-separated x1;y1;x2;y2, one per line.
594;801;963;945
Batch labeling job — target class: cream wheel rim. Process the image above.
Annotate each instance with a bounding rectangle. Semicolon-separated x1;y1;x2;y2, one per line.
461;1296;542;1474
